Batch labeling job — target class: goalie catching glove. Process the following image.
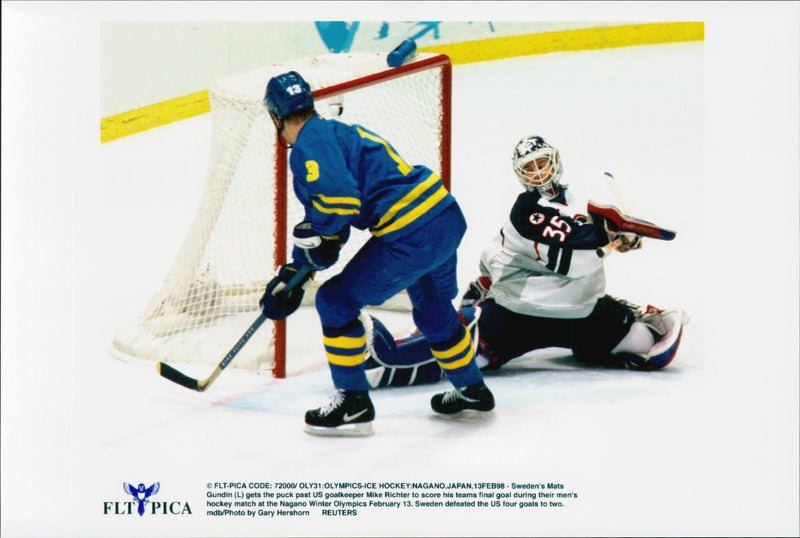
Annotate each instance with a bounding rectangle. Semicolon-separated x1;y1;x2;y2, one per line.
259;263;314;320
590;209;642;253
292;222;350;270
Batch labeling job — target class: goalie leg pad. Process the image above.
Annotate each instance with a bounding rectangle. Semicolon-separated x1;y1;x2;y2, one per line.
363;315;443;388
366;361;444;388
363;308;484;388
362;315;399;365
614;309;689;370
363;315;436;367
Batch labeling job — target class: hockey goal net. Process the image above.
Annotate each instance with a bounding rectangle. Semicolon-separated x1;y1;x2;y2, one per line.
112;52;452;378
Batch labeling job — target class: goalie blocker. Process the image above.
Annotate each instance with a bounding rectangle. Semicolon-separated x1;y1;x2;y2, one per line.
588;201;676;240
588;201;676;258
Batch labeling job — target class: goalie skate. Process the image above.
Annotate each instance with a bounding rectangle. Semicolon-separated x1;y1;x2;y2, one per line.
617;307;689;370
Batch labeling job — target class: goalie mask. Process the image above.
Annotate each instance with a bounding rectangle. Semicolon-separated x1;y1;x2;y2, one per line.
512;135;563;198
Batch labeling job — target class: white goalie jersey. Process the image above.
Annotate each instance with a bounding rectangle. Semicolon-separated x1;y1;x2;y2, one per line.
480;187;610;319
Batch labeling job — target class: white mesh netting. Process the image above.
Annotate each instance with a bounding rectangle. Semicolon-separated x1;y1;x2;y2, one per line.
112;52;448;371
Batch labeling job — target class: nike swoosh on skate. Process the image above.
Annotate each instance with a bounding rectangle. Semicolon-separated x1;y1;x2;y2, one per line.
343;409;369;422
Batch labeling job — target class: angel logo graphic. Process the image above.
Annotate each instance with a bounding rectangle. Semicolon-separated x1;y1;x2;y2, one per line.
123;482;160;516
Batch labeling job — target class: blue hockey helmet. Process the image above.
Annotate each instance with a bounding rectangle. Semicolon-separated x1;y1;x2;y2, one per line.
263;71;314;121
512;135;563;198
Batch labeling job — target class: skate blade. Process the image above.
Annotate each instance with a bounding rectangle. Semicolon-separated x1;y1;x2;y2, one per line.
303;422;374;437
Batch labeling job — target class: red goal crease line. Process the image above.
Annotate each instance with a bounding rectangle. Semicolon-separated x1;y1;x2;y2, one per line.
100;22;703;144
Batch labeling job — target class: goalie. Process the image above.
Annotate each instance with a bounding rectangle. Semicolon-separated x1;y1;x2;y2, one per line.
362;135;689;388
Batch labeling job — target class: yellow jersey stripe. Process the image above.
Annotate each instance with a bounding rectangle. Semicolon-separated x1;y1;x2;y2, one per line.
437;353;474;371
372;186;449;237
431;329;472;361
373;173;441;230
323;334;366;350
312;199;360;216
316;194;361;208
356;127;412;175
327;351;367;367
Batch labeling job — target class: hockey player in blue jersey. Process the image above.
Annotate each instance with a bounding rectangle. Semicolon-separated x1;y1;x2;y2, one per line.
359;135;689;388
259;71;494;436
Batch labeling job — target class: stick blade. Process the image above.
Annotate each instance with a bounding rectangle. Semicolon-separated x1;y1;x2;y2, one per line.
157;362;202;391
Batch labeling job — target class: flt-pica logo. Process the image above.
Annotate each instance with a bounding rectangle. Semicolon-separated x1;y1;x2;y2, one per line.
103;482;192;516
124;482;160;516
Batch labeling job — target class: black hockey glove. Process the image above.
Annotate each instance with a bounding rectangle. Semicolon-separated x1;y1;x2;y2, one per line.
292;222;350;270
259;264;313;320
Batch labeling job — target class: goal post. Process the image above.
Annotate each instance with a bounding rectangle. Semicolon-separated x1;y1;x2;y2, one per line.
112;52;453;379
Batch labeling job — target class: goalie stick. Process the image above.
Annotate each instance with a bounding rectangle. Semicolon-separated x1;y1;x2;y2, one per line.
594;172;676;258
157;264;313;392
603;171;633;214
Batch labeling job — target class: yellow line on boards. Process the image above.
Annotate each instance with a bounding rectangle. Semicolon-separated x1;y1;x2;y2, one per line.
418;22;704;65
100;22;703;143
100;90;210;143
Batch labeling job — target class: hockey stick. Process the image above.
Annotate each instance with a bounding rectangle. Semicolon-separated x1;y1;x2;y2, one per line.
157;264;313;392
597;238;624;259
